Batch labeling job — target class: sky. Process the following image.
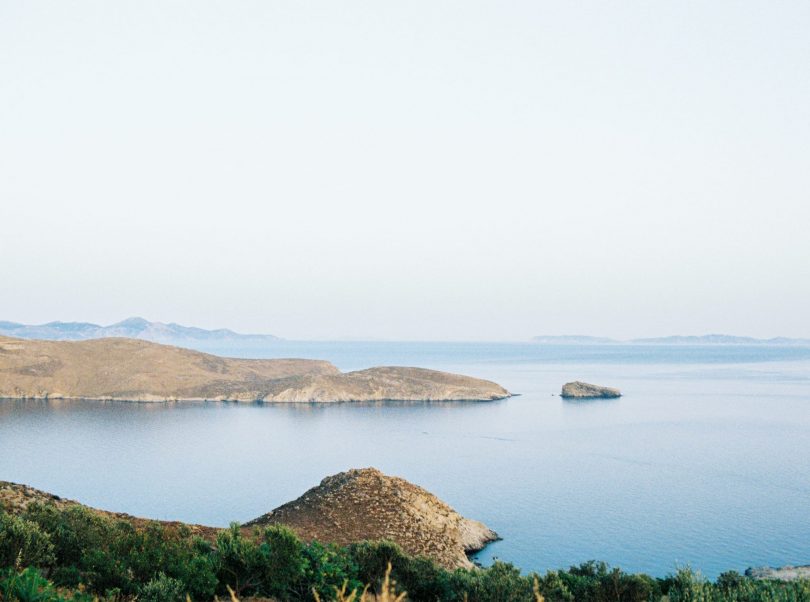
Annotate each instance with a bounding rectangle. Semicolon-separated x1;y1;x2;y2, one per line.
1;1;809;341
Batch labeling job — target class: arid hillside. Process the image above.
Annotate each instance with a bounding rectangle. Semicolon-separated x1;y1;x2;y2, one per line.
247;468;498;569
1;468;497;570
0;336;509;402
0;335;337;401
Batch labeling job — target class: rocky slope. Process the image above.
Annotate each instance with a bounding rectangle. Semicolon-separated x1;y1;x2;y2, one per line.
0;480;216;539
247;468;498;569
0;336;509;402
560;381;621;399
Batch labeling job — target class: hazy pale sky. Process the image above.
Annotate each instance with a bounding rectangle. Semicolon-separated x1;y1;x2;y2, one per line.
1;1;809;340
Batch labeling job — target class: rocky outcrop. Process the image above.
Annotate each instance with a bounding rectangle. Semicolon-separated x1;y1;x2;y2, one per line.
560;381;621;399
745;565;810;581
0;336;509;402
247;468;498;569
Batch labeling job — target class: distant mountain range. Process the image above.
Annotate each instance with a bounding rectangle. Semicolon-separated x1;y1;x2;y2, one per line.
531;334;810;346
0;317;281;346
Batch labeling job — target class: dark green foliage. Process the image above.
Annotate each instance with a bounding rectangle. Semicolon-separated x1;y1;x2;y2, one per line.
0;513;55;569
3;505;810;601
1;567;62;602
449;561;534;602
533;570;574;602
300;541;361;600
213;523;268;596
20;504;107;569
258;526;308;599
554;560;660;602
349;540;451;600
5;506;218;600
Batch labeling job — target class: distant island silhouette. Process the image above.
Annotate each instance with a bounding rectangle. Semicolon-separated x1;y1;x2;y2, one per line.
531;334;810;345
0;317;281;346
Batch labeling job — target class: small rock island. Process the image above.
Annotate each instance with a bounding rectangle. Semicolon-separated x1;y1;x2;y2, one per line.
0;335;510;402
561;381;622;399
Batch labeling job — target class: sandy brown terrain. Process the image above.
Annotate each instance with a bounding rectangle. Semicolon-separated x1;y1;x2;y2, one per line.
0;336;509;402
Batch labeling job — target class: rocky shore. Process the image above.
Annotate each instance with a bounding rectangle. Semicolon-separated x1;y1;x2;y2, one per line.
0;336;510;402
746;565;810;581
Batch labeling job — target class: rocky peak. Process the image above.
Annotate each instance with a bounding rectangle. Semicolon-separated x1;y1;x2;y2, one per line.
247;468;498;569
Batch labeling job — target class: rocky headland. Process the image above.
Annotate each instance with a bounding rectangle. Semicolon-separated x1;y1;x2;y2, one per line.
1;468;497;570
247;468;498;569
560;381;622;399
0;336;509;402
745;565;810;581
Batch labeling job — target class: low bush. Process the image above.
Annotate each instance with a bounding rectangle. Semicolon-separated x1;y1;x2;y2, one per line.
2;505;810;601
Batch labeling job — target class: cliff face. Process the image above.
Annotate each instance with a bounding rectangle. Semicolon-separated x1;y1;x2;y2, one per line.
0;336;509;402
247;468;498;570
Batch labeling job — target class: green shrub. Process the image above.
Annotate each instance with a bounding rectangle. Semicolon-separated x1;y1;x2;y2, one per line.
22;504;109;570
534;570;574;602
263;526;307;595
213;523;267;596
138;572;186;602
451;561;533;602
301;540;362;600
6;501;810;602
0;513;55;569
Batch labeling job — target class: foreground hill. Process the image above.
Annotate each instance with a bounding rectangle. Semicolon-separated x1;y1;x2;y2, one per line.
0;336;509;402
247;468;498;569
2;478;808;600
1;468;495;570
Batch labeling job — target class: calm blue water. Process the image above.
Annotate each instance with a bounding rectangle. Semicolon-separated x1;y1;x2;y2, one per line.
2;343;810;578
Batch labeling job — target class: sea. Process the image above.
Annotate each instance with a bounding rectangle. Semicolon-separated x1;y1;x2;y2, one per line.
2;342;809;579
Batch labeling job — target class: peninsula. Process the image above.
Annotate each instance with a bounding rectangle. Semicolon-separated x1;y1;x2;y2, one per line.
0;468;495;570
0;336;510;402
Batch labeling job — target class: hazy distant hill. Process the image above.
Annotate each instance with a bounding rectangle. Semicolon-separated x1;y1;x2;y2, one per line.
0;317;281;346
630;334;810;345
531;335;619;344
532;333;810;346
